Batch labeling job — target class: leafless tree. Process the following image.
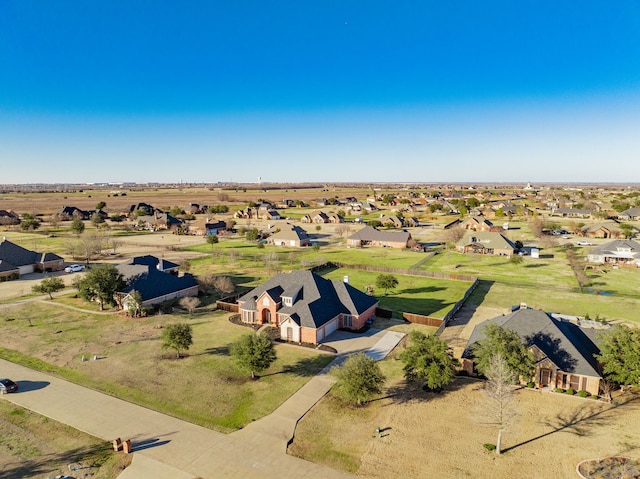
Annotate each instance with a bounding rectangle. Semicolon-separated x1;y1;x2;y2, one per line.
213;276;235;296
482;353;518;455
530;218;544;238
335;223;351;238
442;225;465;247
179;296;200;317
198;274;216;295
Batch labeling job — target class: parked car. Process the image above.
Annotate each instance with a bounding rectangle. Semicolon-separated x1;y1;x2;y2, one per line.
577;241;593;246
0;378;18;394
65;264;85;273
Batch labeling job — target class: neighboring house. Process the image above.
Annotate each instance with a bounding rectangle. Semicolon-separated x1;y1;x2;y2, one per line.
347;226;411;248
617;207;640;221
237;270;378;344
0;210;20;225
456;231;516;257
587;239;640;267
380;215;404;228
60;206;91;220
189;218;227;236
581;221;624;239
462;308;605;396
551;208;593;219
263;209;281;220
267;225;310;247
116;255;198;309
0;238;64;278
129;202;157;216
460;216;494;232
302;211;329;224
135;212;183;231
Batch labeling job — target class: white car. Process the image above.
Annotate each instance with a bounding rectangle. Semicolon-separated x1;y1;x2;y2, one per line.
576;241;593;246
65;264;85;273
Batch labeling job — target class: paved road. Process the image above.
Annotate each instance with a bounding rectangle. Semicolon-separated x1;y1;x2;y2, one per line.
0;328;405;479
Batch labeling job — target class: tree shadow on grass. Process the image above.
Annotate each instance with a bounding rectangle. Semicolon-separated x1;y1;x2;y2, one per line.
503;393;640;453
401;286;446;295
379;377;476;405
261;356;334;378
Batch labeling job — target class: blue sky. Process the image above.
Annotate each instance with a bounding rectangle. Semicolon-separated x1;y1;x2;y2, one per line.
1;1;640;184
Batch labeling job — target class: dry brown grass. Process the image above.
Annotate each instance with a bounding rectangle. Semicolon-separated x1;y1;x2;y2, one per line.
290;378;640;479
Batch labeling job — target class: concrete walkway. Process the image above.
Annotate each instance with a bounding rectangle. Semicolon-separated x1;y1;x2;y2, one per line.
0;329;405;479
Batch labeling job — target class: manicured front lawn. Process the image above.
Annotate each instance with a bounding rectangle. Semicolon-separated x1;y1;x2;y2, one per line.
320;267;472;319
0;304;334;432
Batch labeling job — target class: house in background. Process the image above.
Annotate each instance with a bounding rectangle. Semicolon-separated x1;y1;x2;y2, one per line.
456;231;516;257
347;226;411;248
188;218;227;236
462;308;605;396
587;239;640;267
237;270;378;344
580;221;624;239
0;238;64;279
616;207;640;221
267;224;310;247
0;210;20;225
460;216;494;232
60;206;91;220
135;212;183;231
116;255;198;309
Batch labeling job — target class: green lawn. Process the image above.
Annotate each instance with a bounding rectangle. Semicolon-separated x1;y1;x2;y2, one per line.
0;304;334;432
320;267;472;319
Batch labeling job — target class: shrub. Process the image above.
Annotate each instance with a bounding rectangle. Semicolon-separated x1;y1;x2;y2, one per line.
591;395;598;400
577;390;589;398
483;443;496;452
566;388;575;395
526;381;535;388
555;388;565;393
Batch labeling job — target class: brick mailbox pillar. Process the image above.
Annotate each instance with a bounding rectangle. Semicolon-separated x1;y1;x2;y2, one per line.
112;438;122;451
123;439;133;454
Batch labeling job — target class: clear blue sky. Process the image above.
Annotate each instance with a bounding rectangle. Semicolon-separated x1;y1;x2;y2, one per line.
2;1;640;184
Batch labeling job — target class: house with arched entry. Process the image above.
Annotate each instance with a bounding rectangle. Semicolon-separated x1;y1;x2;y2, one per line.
237;270;378;344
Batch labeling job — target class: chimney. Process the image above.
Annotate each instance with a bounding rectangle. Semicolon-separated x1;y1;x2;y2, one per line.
343;275;350;284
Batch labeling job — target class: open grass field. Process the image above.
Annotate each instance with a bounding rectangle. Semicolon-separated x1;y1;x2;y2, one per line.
0;302;334;432
290;354;640;479
320;267;472;319
0;399;130;479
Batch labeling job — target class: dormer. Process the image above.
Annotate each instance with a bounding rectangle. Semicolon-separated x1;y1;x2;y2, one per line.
281;285;302;307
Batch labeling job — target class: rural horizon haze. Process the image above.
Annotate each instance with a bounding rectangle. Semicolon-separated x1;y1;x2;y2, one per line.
1;1;640;185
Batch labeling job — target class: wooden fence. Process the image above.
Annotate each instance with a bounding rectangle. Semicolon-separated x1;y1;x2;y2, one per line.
315;261;478;283
216;301;239;313
402;313;444;327
435;278;479;336
376;307;393;319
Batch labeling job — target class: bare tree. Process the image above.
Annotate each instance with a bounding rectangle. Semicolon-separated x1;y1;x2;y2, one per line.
482;353;518;455
179;296;200;318
198;274;217;295
530;218;544;238
442;225;465;247
335;223;351;238
213;276;235;296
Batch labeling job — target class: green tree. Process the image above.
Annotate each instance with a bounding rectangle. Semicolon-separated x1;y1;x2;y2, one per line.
206;234;219;247
70;217;85;235
162;323;193;359
91;212;105;226
332;353;386;407
231;333;277;379
32;277;65;299
20;214;40;231
126;290;144;317
77;263;125;310
375;274;399;296
471;324;534;382
510;254;524;265
245;228;260;241
597;325;640;391
399;331;459;391
619;223;634;239
95;201;106;210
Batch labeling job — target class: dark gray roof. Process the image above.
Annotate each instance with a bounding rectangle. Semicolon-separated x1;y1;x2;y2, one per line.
0;239;62;268
122;255;179;272
119;265;197;302
464;309;603;378
0;260;19;273
238;270;378;329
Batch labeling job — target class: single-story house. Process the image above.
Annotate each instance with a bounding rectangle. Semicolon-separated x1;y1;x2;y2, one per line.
551;208;593;219
0;210;20;225
456;231;516;257
347;226;411;248
380;215;404;228
462;308;605;396
580;221;624;239
116;255;198;309
188;218;227;236
135;212;183;231
617;207;640;221
237;270;378;344
587;239;640;267
0;238;64;278
267;225;310;247
61;206;92;220
301;211;329;224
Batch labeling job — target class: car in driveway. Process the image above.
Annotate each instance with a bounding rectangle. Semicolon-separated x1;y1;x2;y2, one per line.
0;378;18;394
577;241;593;246
65;264;85;273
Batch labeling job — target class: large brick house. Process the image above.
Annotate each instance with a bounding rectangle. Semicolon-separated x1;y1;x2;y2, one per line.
347;226;411;249
237;270;378;344
462;308;605;396
0;238;64;279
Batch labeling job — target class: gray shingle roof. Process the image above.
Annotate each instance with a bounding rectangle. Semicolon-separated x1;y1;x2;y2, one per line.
464;309;603;378
239;270;378;329
117;255;197;302
348;226;410;243
0;239;62;269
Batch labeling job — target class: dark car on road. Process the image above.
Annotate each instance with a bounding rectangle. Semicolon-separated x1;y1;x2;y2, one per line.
0;378;18;393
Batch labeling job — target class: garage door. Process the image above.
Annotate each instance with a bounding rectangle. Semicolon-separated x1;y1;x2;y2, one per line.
324;318;338;337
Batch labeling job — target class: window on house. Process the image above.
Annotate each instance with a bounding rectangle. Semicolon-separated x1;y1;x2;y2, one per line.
262;297;269;306
343;315;352;328
282;297;292;307
569;375;580;390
